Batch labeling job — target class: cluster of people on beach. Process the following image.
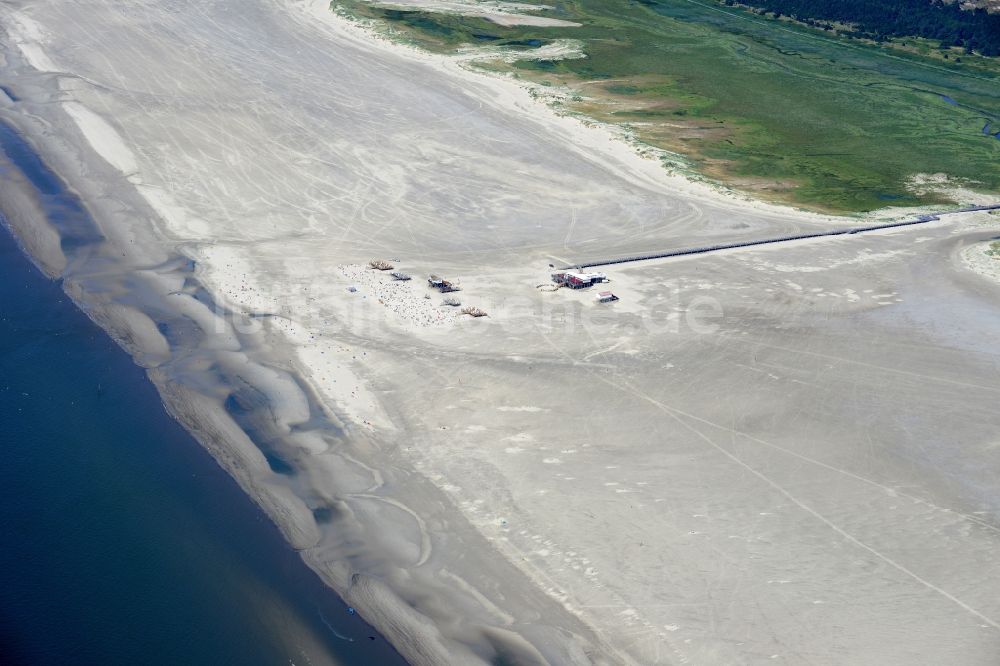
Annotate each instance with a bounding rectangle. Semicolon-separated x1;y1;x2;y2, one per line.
338;264;459;328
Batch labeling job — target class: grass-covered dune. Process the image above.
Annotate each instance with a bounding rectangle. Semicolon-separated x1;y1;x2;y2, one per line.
335;0;1000;214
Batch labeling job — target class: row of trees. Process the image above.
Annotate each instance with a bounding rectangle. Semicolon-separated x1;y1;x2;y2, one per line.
721;0;1000;56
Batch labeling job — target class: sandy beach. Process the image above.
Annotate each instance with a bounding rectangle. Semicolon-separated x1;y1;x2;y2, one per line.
1;0;1000;663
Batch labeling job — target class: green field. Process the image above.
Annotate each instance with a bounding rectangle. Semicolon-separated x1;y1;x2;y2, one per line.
334;0;1000;213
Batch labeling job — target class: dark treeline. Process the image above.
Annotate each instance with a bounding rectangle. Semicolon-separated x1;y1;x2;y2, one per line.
721;0;1000;56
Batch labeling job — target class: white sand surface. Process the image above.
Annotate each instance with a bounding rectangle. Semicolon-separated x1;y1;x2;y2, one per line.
62;102;139;176
2;0;1000;664
963;238;1000;282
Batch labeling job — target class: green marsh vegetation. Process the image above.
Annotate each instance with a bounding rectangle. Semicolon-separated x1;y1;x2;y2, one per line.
334;0;1000;214
717;0;1000;56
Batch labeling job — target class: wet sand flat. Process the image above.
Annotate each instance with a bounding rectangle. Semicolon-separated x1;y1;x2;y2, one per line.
1;0;1000;663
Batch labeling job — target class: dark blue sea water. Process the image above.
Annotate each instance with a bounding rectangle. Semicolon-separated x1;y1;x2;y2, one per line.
0;222;405;664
